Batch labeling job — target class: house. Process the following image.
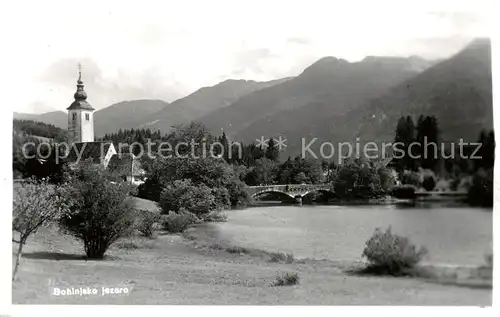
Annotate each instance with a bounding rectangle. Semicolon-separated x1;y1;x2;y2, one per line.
67;141;116;169
107;153;146;185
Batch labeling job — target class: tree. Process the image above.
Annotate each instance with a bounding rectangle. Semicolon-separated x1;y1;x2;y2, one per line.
330;159;389;200
276;156;322;184
416;115;439;171
294;172;307;184
422;175;436;191
245;157;278;185
227;178;252;206
59;164;136;259
266;138;280;161
12;180;70;280
219;132;230;161
468;168;493;207
474;130;495;171
393;116;415;172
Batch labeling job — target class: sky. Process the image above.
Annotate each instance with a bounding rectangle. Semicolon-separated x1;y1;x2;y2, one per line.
0;0;492;113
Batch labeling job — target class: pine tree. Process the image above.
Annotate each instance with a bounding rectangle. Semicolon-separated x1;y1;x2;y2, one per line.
266;138;279;162
416;115;439;171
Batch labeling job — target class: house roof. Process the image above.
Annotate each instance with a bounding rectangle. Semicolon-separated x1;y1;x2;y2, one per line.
107;153;145;176
67;142;114;164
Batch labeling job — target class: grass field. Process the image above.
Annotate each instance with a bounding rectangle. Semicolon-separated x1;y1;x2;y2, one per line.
11;198;492;305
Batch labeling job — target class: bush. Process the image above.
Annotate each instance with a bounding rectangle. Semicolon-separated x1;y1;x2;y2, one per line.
362;227;428;275
400;171;421;187
450;178;461;191
160;209;198;233
390;185;416;199
422;175;436;191
227;178;252;207
136;209;160;238
468;169;493;207
211;186;230;210
159;179;216;217
272;272;299;286
485;253;493;267
203;211;228;222
59;164;136;259
269;252;294;264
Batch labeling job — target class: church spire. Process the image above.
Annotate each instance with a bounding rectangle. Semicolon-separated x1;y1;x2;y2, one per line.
67;63;93;110
74;63;87;101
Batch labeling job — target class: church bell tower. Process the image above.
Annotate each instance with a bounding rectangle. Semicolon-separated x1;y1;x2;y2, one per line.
67;64;94;143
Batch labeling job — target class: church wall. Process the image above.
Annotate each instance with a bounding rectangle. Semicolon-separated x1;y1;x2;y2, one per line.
80;110;94;142
68;110;81;143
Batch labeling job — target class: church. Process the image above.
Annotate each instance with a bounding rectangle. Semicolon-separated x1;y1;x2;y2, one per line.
66;67;145;185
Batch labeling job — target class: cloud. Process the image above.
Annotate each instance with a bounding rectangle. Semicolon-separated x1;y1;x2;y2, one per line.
36;58;184;111
287;37;311;45
3;0;490;113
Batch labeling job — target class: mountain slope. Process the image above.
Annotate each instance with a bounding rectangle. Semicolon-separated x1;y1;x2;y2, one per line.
94;99;168;136
140;78;290;133
13;111;67;129
302;38;493;158
199;55;433;144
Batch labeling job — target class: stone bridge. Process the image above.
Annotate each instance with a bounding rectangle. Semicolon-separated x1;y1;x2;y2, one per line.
245;184;333;204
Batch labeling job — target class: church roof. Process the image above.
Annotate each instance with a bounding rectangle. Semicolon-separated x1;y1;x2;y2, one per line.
67;68;94;111
67;142;114;164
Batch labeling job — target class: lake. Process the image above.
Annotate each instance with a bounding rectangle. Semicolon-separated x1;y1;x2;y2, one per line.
199;204;492;266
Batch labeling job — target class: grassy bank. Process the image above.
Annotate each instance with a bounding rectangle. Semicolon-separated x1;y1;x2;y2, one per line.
12;221;492;305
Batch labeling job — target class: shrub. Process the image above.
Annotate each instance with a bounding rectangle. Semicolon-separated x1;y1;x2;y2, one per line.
160;209;198;233
422;175;436;191
485;253;493;267
203;210;228;222
136;209;160;238
137;177;164;202
225;246;249;254
468;169;493;207
59;164;136;259
272;272;299;286
227;178;252;207
389;185;416;199
362;227;428;275
450;178;461;191
159;179;215;217
211;186;230;210
269;252;294;264
400;171;421;187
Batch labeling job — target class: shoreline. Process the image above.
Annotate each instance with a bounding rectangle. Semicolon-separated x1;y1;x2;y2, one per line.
185;221;493;289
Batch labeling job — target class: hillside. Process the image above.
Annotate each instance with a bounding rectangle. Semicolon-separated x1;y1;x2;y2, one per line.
139;78;291;133
13;119;67;141
94;99;168;136
294;38;493;159
199;55;434;144
13;111;67;129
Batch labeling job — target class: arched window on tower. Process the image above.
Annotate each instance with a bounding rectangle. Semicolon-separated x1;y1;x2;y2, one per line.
85;113;89;121
72;113;77;121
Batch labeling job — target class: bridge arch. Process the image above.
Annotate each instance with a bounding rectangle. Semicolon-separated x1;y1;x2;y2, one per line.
251;190;295;200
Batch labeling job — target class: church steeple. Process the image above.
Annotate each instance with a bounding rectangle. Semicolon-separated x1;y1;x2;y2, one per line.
67;63;95;143
67;63;94;110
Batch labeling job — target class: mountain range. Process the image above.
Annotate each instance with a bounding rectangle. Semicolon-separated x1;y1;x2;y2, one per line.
14;38;492;159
